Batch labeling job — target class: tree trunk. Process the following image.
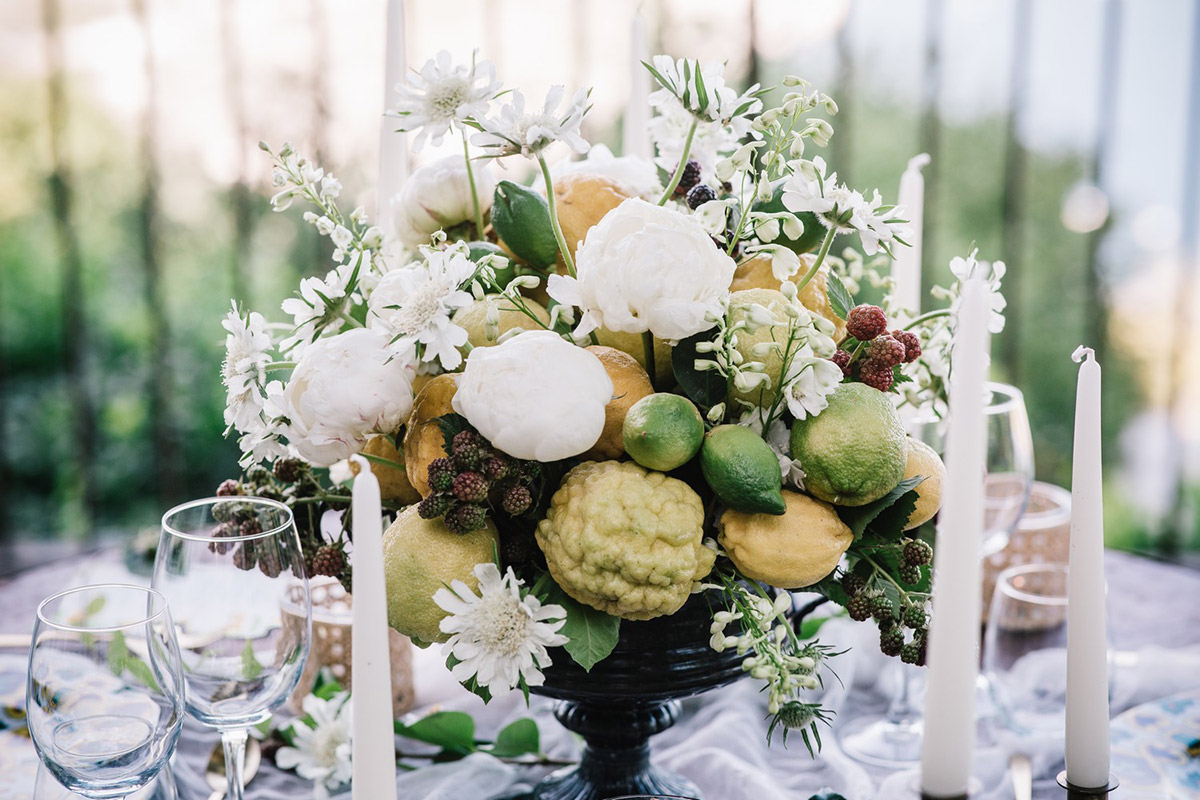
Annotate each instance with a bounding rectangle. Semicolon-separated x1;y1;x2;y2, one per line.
219;0;251;305
999;0;1032;384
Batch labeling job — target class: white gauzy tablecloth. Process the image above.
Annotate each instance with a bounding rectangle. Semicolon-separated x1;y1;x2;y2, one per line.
3;550;1200;800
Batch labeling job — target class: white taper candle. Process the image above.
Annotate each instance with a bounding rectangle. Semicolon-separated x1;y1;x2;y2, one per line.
349;455;397;800
622;12;652;160
894;154;930;320
1064;346;1111;789
919;276;989;798
378;0;409;239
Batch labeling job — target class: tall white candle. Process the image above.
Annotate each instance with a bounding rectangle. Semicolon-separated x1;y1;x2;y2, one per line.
1065;346;1110;789
894;154;930;320
919;276;989;798
622;12;652;160
378;0;409;239
349;455;397;800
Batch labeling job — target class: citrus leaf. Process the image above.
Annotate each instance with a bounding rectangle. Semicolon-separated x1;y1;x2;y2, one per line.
672;328;726;409
489;718;540;757
825;271;852;321
395;711;476;755
836;476;925;539
543;582;620;672
490;181;558;269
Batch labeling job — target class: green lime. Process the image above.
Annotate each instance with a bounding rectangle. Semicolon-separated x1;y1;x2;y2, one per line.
700;424;786;516
789;382;907;507
622;393;705;472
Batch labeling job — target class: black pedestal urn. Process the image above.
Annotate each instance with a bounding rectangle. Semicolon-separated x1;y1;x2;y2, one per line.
530;591;744;800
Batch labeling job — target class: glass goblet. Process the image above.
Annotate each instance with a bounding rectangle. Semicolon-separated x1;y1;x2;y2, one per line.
26;584;184;799
981;382;1036;558
154;497;311;800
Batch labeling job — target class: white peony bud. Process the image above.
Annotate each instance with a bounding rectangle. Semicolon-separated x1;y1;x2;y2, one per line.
392;156;497;248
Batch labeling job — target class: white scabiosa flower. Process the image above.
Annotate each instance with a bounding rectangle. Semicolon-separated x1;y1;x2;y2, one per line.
472;86;591;159
390;50;501;150
279;328;415;466
451;330;613;461
367;244;476;369
392;156;497;248
275;691;353;800
221;302;272;434
279;267;354;355
644;56;762;126
547;198;735;341
434;563;568;694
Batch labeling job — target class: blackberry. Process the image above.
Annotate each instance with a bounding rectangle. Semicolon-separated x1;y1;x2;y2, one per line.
232;541;256;571
867;334;907;368
859;361;895;392
311;545;345;577
900;641;922;665
427;458;457;494
451;472;488;503
273;457;306;484
519;460;541;482
846;594;872;621
831;349;853;377
686;184;717;210
212;501;237;523
445;503;487;534
846;305;888;341
246;465;272;486
417;492;451;520
451;431;485;469
892;329;922;363
674;159;702;195
208;522;238;555
240;518;263;538
256;485;285;502
880;627;905;657
482;456;510;482
501;484;533;515
500;532;532;566
216;479;241;497
903;604;927;629
903;538;933;566
840;572;867;597
899;563;922;586
870;594;895;622
258;547;283;578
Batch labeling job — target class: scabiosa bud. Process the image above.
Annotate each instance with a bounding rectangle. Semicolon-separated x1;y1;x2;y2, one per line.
216;479;241;497
451;471;488;503
417;493;452;520
272;457;306;484
444;503;487;534
482;456;510;482
846;304;888;341
686;184;717;210
311;545;345;577
674;159;702;195
501;484;533;515
831;349;853;377
892;329;922;363
427;458;456;493
859;361;895;392
867;334;907;368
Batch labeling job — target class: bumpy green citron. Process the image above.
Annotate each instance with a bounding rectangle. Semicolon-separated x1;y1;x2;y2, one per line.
622;393;704;471
535;461;714;620
789;382;907;507
718;491;853;589
701;424;786;515
727;288;791;407
902;437;946;530
383;505;499;646
452;295;551;349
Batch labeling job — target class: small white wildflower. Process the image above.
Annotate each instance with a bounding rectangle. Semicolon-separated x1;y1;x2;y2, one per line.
472;86;591;159
275;691;353;800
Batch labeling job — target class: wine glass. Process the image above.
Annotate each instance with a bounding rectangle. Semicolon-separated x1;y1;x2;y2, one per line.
840;382;1035;766
153;497;311;800
26;584;184;799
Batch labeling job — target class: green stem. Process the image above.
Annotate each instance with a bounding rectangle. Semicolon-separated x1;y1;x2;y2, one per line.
902;308;951;329
337;310;364;328
537;154;577;278
656;118;699;205
359;451;405;470
264;361;296;372
642;331;658;390
462;131;486;241
794;227;837;293
291;493;353;505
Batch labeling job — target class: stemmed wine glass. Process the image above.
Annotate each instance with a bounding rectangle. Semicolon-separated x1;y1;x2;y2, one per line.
154;497;311;800
840;382;1035;766
26;584;184;799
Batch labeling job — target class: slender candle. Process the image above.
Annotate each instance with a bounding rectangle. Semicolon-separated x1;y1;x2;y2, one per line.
894;154;930;320
349;455;397;800
622;12;652;160
919;276;989;798
1065;346;1110;789
377;0;409;239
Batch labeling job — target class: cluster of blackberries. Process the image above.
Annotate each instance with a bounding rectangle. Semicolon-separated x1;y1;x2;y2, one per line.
209;501;287;578
417;430;540;535
841;538;934;664
838;305;922;392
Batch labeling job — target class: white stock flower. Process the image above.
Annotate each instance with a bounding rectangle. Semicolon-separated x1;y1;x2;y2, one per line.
390;50;501;150
950;249;1007;334
452;330;613;461
280;328;415;466
739;411;806;489
472;87;591;158
391;156;497;248
221;302;272;434
275;691;353;800
434;563;568;694
783;350;844;421
781;157;910;256
547;198;735;341
367;245;476;369
543;144;662;200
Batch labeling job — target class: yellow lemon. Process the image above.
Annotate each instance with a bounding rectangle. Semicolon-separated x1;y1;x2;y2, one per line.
718;491;853;589
362;435;421;505
902;437;946;530
581;346;654;460
402;374;459;497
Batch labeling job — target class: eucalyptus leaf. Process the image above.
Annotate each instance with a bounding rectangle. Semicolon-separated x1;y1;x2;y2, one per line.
543;583;620;672
395;711;477;756
671;328;726;409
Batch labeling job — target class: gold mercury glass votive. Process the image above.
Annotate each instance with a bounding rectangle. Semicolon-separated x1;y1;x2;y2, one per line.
982;480;1072;621
281;577;414;717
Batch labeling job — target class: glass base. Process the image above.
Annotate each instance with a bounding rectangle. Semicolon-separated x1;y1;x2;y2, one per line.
839;713;925;767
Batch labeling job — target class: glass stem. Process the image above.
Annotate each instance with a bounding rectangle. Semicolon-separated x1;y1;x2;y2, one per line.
885;663;920;726
221;728;249;800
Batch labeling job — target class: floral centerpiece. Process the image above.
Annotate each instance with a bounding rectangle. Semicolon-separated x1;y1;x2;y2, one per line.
217;51;1006;762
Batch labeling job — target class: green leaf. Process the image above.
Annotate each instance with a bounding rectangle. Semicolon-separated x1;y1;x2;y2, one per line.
836;476;925;538
543;582;620;672
488;718;540;757
435;413;473;450
808;792;849;800
694;61;709;114
444;654;493;704
490;181;559;269
241;639;264;681
825;272;853;321
671;328;726;409
641;60;671;92
869;485;923;542
798;615;832;640
395;711;477;756
312;670;344;700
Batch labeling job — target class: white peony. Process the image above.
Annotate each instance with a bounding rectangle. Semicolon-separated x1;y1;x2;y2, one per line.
280;328;415;465
547;198;735;341
452;331;613;461
391;156;496;248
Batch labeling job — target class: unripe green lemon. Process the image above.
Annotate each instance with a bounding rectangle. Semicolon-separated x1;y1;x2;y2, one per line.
622;393;704;471
701;424;786;515
452;295;551;349
727;288;791;408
